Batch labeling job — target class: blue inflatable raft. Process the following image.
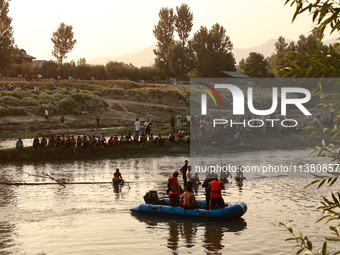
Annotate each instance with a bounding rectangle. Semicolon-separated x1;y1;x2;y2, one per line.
130;198;247;220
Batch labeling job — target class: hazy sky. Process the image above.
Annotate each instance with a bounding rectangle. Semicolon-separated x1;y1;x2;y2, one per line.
9;0;327;62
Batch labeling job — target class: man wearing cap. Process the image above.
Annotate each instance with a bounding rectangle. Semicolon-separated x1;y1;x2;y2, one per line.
209;174;225;209
168;169;182;206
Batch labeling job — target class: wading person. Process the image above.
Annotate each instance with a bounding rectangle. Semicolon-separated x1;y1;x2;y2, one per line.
112;168;123;184
180;185;198;209
168;169;182;206
180;160;188;187
209;175;225;209
202;174;213;209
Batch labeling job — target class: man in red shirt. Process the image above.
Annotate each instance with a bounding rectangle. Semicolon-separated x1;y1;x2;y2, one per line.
209;175;225;209
168;169;182;206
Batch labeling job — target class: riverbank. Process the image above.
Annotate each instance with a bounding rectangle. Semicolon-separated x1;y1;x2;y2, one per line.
0;141;190;164
0;132;326;164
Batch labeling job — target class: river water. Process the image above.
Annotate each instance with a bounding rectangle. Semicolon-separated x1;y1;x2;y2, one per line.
0;150;339;255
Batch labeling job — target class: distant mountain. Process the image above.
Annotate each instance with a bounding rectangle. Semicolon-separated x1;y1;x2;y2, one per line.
89;38;338;67
89;44;156;67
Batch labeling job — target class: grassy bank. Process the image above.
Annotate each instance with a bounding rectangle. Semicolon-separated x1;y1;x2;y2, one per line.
0;141;190;164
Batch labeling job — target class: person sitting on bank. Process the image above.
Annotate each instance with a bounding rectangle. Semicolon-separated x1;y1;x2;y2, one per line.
60;115;65;123
167;169;182;206
180;185;198;209
33;136;40;150
112;168;123;183
209;174;225;209
16;137;24;153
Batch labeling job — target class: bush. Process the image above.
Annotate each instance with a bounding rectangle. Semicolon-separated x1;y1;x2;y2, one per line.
0;106;27;116
11;88;26;98
71;92;104;111
0;96;21;106
22;97;38;106
34;103;56;115
55;96;81;114
37;92;52;104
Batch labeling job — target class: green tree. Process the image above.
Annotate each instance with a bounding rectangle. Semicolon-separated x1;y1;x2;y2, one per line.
273;36;289;77
166;4;194;80
153;7;175;79
0;0;15;74
76;58;90;80
238;52;269;77
175;3;193;46
280;1;340;254
51;22;77;70
191;23;236;77
167;41;193;80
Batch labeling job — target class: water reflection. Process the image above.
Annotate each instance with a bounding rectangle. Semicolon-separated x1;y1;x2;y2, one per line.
235;179;244;193
0;171;17;254
135;215;246;253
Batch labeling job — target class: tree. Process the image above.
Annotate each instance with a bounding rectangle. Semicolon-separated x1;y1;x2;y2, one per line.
51;22;77;68
238;52;269;77
273;36;288;77
153;7;175;78
175;4;193;46
167;41;193;80
191;23;236;77
0;0;15;74
76;58;90;80
280;1;340;254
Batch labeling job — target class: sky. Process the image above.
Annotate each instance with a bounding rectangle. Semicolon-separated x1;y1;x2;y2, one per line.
9;0;330;63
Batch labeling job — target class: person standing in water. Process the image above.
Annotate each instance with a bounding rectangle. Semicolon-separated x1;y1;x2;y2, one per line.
112;168;123;184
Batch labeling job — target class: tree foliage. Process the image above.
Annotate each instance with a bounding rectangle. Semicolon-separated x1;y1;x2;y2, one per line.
175;3;193;46
280;1;340;254
191;23;236;77
238;52;269;77
153;4;235;79
0;0;14;73
51;22;77;65
153;7;175;78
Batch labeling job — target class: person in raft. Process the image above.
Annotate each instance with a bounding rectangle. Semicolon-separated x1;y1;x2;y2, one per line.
180;185;198;209
209;174;225;209
167;169;182;206
112;168;123;184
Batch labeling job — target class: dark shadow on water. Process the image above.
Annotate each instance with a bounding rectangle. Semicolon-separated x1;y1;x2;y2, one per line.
134;215;247;253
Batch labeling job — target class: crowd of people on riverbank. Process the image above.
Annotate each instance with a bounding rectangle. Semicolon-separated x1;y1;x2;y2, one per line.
15;129;190;155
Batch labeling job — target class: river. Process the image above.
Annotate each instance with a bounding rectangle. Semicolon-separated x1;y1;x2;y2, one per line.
0;150;339;254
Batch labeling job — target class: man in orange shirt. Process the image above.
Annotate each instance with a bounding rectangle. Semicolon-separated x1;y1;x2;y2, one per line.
209;175;225;209
168;169;182;206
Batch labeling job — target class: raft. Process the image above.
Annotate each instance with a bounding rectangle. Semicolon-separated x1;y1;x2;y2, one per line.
130;198;247;220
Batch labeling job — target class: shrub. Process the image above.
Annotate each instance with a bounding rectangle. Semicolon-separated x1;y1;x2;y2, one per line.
22;97;38;106
0;96;21;106
34;103;56;115
55;96;81;114
0;106;27;116
11;88;26;98
38;92;52;104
